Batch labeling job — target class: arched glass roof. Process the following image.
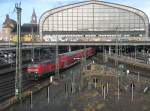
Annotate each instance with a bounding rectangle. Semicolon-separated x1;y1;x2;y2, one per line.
39;0;149;41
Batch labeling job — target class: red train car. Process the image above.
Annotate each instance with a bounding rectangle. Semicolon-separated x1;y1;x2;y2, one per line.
59;51;76;69
27;61;55;80
27;48;95;80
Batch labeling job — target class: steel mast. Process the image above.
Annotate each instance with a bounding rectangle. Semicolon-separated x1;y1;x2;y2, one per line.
15;3;22;101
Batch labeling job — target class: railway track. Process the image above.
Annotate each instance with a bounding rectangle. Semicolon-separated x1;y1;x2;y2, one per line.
123;53;149;64
0;56;59;103
0;71;35;102
93;54;150;79
1;53;149;104
0;57;56;103
0;49;57;103
0;60;35;103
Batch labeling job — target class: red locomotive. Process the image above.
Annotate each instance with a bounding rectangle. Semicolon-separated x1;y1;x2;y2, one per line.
27;48;95;80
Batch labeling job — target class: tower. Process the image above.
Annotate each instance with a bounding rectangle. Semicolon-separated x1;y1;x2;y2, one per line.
31;9;37;24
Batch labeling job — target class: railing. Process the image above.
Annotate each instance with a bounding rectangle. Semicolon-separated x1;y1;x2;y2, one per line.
0;37;150;47
0;36;150;43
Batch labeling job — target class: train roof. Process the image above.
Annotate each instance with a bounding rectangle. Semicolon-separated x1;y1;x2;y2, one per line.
59;48;92;56
28;59;54;66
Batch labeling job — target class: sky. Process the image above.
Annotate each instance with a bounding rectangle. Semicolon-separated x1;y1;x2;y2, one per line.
0;0;150;30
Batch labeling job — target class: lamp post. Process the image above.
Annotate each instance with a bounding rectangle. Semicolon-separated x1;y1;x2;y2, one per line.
115;27;119;69
115;27;120;100
74;57;82;91
15;3;22;101
83;35;86;66
134;45;137;61
55;35;59;78
31;24;34;63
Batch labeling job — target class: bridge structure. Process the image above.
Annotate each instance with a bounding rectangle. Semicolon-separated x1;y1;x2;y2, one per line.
0;37;150;48
0;42;150;47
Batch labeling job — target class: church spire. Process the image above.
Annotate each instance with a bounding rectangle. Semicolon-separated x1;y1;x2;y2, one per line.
31;8;37;24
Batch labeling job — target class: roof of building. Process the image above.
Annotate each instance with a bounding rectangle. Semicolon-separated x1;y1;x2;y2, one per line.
3;14;17;30
31;8;37;24
3;9;39;34
21;23;39;34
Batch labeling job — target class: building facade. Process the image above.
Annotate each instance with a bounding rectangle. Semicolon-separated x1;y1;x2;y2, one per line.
39;0;149;42
0;9;39;42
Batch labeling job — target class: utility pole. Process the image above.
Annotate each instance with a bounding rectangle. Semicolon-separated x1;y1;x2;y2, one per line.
31;24;34;63
83;35;86;65
134;45;136;61
115;27;119;69
15;3;22;101
31;9;37;63
55;35;59;78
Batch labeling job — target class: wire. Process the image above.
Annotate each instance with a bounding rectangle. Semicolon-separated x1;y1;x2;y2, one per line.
0;23;2;32
9;0;15;16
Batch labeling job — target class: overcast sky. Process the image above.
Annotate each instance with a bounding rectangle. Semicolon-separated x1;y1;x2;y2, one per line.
0;0;150;29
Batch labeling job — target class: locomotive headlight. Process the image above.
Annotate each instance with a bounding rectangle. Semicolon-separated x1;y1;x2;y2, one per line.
4;54;7;58
8;54;11;58
34;74;38;80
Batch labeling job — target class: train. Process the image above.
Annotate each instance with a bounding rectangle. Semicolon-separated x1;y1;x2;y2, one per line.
27;48;95;80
